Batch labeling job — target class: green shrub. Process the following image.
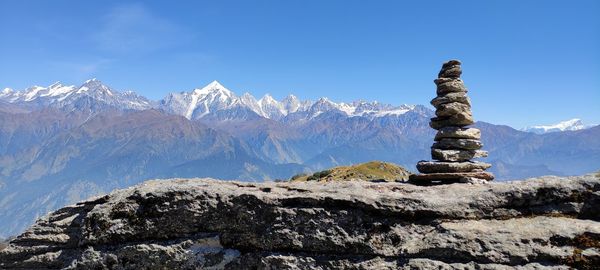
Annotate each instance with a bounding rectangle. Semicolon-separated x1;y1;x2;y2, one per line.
313;169;332;178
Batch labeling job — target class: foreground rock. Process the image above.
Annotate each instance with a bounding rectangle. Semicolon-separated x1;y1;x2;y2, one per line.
1;174;599;269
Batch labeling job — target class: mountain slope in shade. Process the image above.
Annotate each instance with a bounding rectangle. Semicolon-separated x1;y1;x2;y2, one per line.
522;118;596;134
0;109;306;238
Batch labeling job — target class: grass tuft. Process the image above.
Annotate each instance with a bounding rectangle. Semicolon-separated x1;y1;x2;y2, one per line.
290;161;411;182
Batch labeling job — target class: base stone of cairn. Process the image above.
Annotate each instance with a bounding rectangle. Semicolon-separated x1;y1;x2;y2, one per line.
410;60;494;185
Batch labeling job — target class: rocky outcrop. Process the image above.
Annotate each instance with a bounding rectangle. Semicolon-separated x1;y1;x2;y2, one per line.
412;60;494;184
1;174;599;269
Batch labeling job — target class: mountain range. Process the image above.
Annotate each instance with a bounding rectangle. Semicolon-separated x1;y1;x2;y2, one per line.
522;118;595;134
0;79;599;238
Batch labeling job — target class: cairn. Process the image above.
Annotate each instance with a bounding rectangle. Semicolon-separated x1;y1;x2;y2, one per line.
410;60;494;184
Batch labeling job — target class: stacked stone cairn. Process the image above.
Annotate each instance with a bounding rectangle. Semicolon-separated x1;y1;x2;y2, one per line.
410;60;494;184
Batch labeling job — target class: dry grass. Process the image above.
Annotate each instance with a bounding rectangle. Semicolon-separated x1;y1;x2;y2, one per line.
290;161;411;182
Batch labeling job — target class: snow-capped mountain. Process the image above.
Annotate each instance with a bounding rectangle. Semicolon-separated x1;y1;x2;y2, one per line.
159;80;417;121
159;80;239;119
3;79;420;121
0;79;153;111
522;119;596;134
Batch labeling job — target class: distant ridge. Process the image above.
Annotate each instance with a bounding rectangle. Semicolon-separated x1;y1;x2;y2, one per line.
522;118;596;134
1;79;419;121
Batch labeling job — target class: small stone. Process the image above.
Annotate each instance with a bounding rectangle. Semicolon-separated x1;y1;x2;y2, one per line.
429;112;474;129
438;66;462;78
431;92;471;107
435;102;471;117
434;127;480;141
432;138;483;150
416;161;491;173
442;59;462;68
431;149;488;162
436;79;467;95
433;77;454;85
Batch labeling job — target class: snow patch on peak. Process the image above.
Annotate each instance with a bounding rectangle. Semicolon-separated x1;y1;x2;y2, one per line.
1;88;13;95
523;118;592;134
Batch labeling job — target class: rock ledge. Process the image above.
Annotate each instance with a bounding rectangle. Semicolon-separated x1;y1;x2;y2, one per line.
1;174;599;269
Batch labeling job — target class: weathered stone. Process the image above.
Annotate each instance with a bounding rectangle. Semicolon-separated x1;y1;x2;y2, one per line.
434;127;481;141
416;160;491;173
429;112;474;129
438;66;462;78
430;92;471;107
431;148;488;162
436;79;467;95
2;175;600;268
409;171;496;182
434;102;471;117
441;59;462;68
432;138;483;150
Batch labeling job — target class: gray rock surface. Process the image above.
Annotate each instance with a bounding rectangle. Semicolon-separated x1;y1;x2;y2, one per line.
432;138;483;150
430;91;471;107
435;102;471;117
429;112;475;129
1;174;599;269
434;126;481;141
436;79;468;95
416;160;492;173
409;171;496;182
431;148;488;162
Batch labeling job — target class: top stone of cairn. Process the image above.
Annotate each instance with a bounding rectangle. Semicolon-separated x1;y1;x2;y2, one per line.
438;59;462;78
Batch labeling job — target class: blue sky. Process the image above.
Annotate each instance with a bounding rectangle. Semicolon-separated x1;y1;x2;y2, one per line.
0;0;598;128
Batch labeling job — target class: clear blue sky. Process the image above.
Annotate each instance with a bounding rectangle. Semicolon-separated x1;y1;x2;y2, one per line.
1;0;598;128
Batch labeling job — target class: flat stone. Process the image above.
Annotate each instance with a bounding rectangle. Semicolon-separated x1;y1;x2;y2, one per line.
431;149;488;162
435;102;471;117
436;79;467;95
441;59;462;68
432;138;483;150
416;161;491;173
409;171;495;183
438;66;462;78
434;127;480;141
429;112;474;129
430;92;471;107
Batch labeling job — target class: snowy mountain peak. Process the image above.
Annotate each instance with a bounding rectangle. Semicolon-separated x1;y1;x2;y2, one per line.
0;79;152;111
77;79;114;96
4;79;421;122
1;88;13;95
193;80;234;98
258;94;277;104
84;78;99;84
523;118;593;134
